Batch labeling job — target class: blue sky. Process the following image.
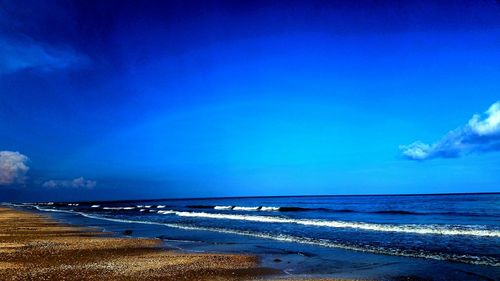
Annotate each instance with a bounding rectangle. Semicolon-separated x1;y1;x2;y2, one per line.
1;0;499;201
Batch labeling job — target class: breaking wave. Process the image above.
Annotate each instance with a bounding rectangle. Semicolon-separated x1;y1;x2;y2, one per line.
184;205;494;217
156;210;500;238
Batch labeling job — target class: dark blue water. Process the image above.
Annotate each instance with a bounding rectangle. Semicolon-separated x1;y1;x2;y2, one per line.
8;194;500;280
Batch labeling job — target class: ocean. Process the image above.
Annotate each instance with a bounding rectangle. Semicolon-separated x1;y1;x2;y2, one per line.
9;193;500;280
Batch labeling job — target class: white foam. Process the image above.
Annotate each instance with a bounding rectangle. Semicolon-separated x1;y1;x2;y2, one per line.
103;207;135;210
233;206;260;211
157;210;500;238
145;205;152;208
214;206;233;210
260;206;280;211
91;205;100;208
157;210;175;214
34;206;74;214
157;205;166;209
214;205;288;212
139;209;146;212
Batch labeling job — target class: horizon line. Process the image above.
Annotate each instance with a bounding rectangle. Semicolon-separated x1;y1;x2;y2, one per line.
9;191;500;204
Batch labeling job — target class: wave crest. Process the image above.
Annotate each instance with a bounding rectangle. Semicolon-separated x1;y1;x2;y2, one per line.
157;210;500;238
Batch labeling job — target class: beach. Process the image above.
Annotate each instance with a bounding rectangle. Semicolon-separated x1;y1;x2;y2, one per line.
0;206;281;280
2;195;499;281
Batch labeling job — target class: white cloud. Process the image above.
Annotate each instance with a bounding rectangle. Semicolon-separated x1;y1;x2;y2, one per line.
0;151;29;185
42;177;97;189
401;101;500;161
468;102;500;136
400;142;432;160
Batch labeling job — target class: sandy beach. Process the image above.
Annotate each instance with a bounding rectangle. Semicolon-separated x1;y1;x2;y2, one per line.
0;206;282;280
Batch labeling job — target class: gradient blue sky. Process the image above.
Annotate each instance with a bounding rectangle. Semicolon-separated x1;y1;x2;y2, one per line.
1;0;499;201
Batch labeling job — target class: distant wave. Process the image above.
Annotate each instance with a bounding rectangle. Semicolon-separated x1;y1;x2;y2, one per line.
184;205;495;217
29;202;493;218
260;206;280;211
214;206;233;210
188;205;332;212
233;206;260;211
30;206;500;267
157;210;500;238
103;207;135;210
136;205;166;208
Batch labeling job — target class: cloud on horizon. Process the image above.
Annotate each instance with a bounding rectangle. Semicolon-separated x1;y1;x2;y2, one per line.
0;151;29;186
0;35;88;75
42;177;97;189
401;101;500;161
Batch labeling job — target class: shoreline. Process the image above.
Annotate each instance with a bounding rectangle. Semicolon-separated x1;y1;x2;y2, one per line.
0;206;280;280
0;206;363;281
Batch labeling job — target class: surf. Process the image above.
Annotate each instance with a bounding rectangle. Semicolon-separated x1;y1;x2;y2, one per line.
29;206;500;267
156;210;500;238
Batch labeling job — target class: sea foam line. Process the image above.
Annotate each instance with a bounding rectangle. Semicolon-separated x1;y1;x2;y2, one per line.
156;210;500;238
233;206;260;211
213;205;285;211
30;207;500;267
214;206;233;210
103;207;135;210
